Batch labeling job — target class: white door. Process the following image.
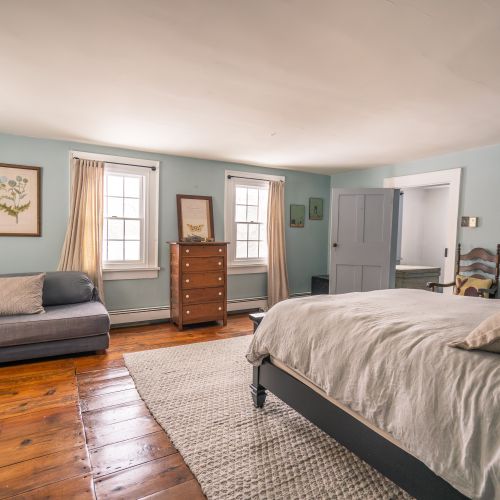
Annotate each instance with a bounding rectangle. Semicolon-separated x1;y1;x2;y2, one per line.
330;189;399;294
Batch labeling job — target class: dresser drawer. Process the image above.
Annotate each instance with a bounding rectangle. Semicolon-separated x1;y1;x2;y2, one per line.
182;256;224;272
183;302;224;323
182;287;224;304
181;245;226;257
182;272;225;289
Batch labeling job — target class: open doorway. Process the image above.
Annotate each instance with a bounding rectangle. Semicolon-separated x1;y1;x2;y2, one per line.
384;168;461;289
398;185;449;282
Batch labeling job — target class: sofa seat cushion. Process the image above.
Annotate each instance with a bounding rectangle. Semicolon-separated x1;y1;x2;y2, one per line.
0;302;110;347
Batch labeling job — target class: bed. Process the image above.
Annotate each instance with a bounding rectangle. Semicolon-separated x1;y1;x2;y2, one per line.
246;289;500;500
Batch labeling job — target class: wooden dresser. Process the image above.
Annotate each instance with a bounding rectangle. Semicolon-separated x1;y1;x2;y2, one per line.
169;242;229;330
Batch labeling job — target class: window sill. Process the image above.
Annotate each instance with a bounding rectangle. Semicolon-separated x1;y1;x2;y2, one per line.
228;264;267;275
103;267;160;281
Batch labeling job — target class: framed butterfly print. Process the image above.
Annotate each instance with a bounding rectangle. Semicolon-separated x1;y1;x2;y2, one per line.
176;194;214;242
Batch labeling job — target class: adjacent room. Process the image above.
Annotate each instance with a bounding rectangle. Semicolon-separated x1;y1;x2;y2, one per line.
0;1;499;499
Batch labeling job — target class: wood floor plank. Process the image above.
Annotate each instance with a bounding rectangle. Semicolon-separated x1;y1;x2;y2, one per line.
140;479;205;500
90;432;176;478
74;353;125;374
10;474;95;499
0;446;91;498
77;367;129;384
94;454;194;499
0;420;85;467
0;368;75;390
82;402;150;429
80;388;141;413
0;379;77;404
0;359;75;381
78;375;136;399
86;414;162;449
0;383;78;420
0;405;81;441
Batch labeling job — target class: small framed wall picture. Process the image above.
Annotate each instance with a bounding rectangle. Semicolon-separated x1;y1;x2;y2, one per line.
0;163;41;236
290;204;305;228
176;194;215;242
309;197;323;220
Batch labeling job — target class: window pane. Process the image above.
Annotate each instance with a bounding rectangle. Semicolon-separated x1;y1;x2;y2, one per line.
125;219;140;240
124;198;140;218
107;197;123;217
236;241;247;259
235;187;247;204
236;223;248;240
248;223;259;240
247;206;258;222
260;224;266;241
102;241;108;261
248;241;258;258
125;241;140;260
259;240;268;259
124;176;141;198
258;189;268;222
108;241;124;261
107;175;123;196
247;188;258;205
108;219;124;240
235;205;246;222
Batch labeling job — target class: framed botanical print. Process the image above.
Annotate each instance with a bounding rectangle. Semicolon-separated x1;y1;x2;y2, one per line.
309;197;324;220
290;204;305;228
176;194;214;241
0;164;41;236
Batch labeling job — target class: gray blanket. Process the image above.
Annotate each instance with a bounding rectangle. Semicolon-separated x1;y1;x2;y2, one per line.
247;289;500;499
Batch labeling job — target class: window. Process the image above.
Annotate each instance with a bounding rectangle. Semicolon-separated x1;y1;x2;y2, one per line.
71;151;159;280
225;170;284;274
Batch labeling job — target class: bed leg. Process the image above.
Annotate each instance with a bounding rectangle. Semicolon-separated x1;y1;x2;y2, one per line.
250;366;267;408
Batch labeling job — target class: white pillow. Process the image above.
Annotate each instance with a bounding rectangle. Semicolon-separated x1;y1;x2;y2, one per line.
0;274;46;316
449;311;500;354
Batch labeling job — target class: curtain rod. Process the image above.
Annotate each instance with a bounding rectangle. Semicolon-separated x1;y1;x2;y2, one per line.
72;157;157;171
227;174;271;182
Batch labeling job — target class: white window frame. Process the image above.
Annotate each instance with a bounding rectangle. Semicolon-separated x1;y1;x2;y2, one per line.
70;151;160;281
224;169;285;275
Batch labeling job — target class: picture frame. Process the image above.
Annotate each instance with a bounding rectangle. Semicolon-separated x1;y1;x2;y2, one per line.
0;163;41;237
290;204;305;228
309;197;324;220
176;194;215;242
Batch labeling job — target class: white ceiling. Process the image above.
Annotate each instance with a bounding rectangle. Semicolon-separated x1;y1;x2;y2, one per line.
1;0;500;174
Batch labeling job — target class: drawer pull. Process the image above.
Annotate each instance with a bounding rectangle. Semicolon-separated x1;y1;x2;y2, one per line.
218;248;222;252
185;294;190;299
218;277;222;281
186;263;190;267
218;306;222;311
185;249;190;253
186;310;190;315
218;262;222;266
218;291;222;296
185;279;190;283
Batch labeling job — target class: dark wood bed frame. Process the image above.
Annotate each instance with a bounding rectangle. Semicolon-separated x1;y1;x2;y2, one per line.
251;359;467;500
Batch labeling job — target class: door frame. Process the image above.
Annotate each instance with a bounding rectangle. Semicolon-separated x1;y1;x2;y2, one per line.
383;168;462;286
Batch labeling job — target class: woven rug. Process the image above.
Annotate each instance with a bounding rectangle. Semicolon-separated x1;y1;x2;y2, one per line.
124;336;410;500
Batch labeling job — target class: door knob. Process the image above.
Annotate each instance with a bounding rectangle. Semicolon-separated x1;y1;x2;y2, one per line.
332;243;338;248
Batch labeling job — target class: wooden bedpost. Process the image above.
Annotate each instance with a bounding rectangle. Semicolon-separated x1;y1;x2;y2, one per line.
250;366;267;408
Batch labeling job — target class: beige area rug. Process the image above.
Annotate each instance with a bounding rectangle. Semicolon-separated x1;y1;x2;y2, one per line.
124;336;410;500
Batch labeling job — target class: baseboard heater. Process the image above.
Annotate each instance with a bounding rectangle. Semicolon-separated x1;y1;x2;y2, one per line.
109;292;310;326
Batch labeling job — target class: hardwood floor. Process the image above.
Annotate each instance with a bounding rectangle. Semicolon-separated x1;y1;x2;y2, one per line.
0;314;253;499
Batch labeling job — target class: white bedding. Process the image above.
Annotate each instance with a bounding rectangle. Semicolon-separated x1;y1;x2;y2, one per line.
246;289;500;499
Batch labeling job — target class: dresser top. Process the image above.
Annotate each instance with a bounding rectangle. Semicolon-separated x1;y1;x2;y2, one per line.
167;241;229;246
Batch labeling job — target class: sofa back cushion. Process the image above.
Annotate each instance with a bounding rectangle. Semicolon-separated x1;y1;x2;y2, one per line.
2;272;96;306
0;274;46;316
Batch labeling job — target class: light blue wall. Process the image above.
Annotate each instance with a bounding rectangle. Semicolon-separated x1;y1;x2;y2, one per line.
330;143;500;252
0;133;330;310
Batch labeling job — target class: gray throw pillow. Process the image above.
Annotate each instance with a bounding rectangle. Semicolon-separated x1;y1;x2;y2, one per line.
0;273;46;316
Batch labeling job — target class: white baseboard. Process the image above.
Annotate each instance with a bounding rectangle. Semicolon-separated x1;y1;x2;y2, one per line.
109;292;310;326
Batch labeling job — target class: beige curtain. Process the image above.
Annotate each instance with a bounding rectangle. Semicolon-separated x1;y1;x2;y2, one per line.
267;180;289;307
58;158;105;298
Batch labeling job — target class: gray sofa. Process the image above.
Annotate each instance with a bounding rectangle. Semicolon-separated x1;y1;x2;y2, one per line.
0;271;110;363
